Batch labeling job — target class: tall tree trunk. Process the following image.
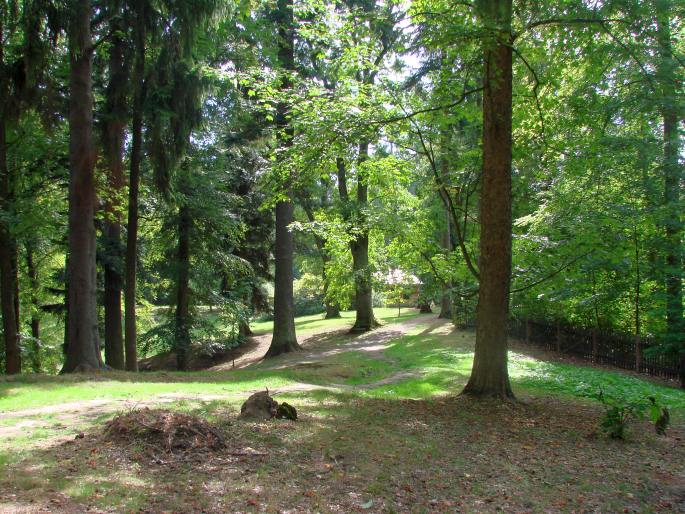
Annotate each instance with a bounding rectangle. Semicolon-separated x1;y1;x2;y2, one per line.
438;129;453;320
655;0;684;388
266;0;299;357
633;224;642;372
102;7;127;369
26;244;41;373
239;319;253;338
419;299;433;314
61;0;103;372
0;21;20;374
175;203;191;371
124;0;147;372
323;259;341;319
350;142;378;333
438;209;453;319
462;0;514;399
0;119;20;374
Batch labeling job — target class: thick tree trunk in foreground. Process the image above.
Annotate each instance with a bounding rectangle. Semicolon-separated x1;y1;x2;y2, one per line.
655;0;684;389
266;0;299;357
124;0;147;372
350;142;378;332
62;0;104;372
462;0;514;399
175;204;191;371
0;119;20;374
0;23;20;374
102;11;127;370
268;199;299;356
350;235;376;331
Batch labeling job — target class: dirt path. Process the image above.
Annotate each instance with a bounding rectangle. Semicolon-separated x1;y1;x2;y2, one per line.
210;313;440;371
0;314;440;443
262;314;442;369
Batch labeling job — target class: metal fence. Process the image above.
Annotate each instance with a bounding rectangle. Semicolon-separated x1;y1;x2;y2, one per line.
508;318;682;381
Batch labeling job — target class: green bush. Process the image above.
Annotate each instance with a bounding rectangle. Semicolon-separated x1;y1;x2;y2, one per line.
293;274;325;317
595;389;670;440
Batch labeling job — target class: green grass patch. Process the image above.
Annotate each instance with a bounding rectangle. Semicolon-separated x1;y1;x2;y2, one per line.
0;370;297;413
511;355;685;412
374;329;684;415
2;312;682;428
250;308;421;335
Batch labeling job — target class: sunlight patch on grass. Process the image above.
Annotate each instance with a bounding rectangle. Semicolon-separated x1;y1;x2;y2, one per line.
250;308;422;335
364;374;458;399
0;373;297;413
510;354;685;413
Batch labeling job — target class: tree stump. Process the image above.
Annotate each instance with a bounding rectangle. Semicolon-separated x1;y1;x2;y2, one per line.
239;391;278;420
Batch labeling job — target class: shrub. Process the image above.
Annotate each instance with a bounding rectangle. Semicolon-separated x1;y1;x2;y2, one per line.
595;389;670;440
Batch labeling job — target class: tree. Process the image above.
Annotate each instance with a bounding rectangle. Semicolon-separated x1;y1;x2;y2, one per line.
62;0;104;372
174;167;192;370
124;0;148;372
654;0;684;387
0;1;52;373
101;0;129;369
0;19;21;373
462;0;515;398
299;184;341;319
348;142;379;332
266;0;300;357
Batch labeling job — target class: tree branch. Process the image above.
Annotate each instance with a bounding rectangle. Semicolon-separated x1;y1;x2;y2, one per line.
510;251;592;294
370;87;483;125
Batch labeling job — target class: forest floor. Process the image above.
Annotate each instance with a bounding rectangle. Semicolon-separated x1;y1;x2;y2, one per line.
0;310;684;513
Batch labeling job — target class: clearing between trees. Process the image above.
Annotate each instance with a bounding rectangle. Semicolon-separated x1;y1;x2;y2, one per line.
0;311;683;513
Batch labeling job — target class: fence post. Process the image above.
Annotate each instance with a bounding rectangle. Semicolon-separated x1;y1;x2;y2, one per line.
525;318;531;344
635;334;642;373
592;328;598;362
556;321;562;352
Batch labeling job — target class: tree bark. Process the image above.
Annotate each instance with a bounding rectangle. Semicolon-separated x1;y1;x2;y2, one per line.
266;0;299;357
26;244;41;373
655;0;684;388
438;123;454;320
0;20;21;375
102;6;127;370
320;252;340;319
438;205;453;319
0;118;20;374
124;0;147;372
462;0;514;399
324;294;341;319
62;0;103;372
350;142;378;332
268;198;299;356
175;203;191;371
239;319;253;338
633;224;642;372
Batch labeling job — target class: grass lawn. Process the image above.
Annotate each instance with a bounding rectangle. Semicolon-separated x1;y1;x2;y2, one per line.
249;307;421;335
0;312;683;512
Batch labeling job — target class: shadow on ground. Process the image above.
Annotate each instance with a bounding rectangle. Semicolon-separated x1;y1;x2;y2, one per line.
1;391;683;513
